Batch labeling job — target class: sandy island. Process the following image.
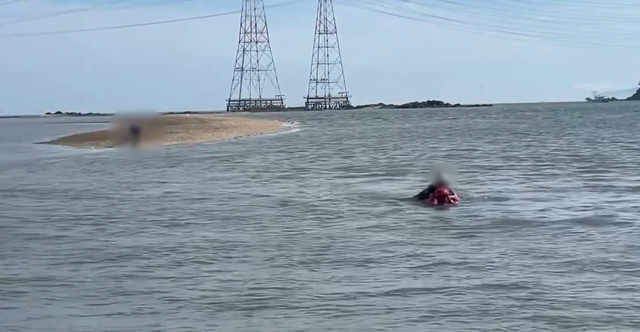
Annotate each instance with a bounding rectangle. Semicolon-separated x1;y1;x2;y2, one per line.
44;114;288;149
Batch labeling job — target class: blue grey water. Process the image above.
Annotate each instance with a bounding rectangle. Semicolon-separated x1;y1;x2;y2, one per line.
1;103;640;331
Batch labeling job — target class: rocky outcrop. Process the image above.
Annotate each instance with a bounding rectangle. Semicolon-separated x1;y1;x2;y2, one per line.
44;111;112;116
626;89;640;101
624;82;640;101
352;100;492;109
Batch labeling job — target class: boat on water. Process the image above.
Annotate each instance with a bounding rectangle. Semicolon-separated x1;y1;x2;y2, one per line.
585;92;618;103
585;81;640;102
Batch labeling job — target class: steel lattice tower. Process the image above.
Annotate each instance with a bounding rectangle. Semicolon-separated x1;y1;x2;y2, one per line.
304;0;351;110
227;0;284;112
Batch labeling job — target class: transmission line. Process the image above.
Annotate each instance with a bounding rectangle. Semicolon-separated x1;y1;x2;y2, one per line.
363;0;638;44
397;0;640;37
0;0;131;28
338;0;632;49
0;0;305;38
364;0;591;40
425;0;640;24
504;0;639;9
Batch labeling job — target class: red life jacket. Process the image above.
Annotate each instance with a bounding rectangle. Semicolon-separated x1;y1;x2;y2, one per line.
427;186;460;206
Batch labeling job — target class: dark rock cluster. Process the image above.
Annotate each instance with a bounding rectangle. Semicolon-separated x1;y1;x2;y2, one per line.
45;111;112;116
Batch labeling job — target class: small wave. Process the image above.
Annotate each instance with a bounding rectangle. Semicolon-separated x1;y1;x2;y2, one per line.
468;282;534;291
474;195;511;203
492;217;537;227
284;127;304;134
408;260;469;269
553;214;621;227
378;286;461;297
32;141;115;156
282;120;300;129
262;121;304;137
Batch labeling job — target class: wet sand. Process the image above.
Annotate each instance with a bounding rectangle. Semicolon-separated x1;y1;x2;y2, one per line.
44;114;287;149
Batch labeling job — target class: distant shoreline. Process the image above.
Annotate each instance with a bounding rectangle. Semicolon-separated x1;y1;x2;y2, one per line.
280;100;494;112
231;100;493;113
4;100;493;118
4;97;640;119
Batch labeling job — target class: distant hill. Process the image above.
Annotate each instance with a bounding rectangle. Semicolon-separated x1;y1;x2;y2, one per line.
625;82;640;101
626;88;640;101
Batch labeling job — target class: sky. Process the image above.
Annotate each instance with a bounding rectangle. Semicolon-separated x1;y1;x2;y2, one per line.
1;0;639;115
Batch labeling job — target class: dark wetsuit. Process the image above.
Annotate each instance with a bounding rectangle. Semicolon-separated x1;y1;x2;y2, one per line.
415;183;454;200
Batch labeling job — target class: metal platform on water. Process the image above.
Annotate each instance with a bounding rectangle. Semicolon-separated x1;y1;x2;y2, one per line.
226;97;285;112
304;95;351;110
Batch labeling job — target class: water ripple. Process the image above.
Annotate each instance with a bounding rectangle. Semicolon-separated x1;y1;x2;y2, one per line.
1;103;640;331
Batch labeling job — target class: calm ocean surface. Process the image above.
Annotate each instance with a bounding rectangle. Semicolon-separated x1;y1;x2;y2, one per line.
2;103;640;331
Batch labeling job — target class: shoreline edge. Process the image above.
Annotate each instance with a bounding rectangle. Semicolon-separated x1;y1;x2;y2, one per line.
42;114;291;149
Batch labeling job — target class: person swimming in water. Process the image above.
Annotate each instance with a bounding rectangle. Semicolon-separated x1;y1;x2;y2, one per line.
414;172;457;202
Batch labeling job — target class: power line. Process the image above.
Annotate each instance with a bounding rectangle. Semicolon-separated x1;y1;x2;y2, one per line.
397;0;640;37
0;0;305;38
1;11;239;37
425;0;640;24
362;0;637;44
2;0;635;49
0;0;131;28
504;0;639;9
337;0;632;49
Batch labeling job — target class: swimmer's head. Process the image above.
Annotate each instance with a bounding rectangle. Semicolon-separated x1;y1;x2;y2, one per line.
433;171;449;184
430;163;456;184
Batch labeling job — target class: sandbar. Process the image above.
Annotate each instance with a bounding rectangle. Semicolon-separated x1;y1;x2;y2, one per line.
44;114;287;149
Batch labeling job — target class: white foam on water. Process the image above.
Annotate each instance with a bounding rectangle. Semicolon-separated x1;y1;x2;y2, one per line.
266;121;305;137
